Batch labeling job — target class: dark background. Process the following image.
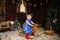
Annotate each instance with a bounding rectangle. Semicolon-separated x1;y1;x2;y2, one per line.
5;0;52;25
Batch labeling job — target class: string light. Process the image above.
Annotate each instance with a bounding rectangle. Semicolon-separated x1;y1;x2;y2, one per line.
46;0;48;3
33;4;37;7
40;2;42;6
26;0;29;1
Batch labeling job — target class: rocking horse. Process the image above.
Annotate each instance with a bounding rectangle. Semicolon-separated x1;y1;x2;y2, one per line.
32;24;38;36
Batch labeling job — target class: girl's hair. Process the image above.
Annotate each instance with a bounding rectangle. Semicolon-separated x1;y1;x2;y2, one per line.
25;13;33;16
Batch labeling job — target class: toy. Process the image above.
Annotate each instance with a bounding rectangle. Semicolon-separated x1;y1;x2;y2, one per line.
32;24;38;36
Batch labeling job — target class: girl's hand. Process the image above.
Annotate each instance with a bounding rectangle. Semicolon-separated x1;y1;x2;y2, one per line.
31;21;35;25
31;25;33;27
26;20;33;27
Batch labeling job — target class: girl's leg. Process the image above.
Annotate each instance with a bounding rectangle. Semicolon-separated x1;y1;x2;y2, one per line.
25;33;29;40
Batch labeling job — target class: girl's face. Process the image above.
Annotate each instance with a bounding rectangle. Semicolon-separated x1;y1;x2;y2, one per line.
27;15;32;19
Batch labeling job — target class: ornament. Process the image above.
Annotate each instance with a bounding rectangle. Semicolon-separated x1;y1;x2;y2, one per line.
9;17;14;25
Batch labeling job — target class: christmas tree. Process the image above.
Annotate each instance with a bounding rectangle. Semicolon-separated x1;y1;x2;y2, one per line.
13;17;23;31
46;5;57;30
46;0;60;35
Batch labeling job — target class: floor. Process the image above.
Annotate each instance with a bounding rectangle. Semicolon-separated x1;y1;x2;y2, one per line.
0;28;60;40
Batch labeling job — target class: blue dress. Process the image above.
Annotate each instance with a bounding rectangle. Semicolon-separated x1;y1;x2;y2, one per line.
23;19;32;33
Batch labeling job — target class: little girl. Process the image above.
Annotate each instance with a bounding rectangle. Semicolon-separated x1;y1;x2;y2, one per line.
23;14;34;40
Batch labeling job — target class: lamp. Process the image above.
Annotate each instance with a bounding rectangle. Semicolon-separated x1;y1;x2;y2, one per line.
20;0;26;13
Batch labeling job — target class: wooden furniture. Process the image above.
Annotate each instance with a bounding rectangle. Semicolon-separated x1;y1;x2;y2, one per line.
0;21;10;30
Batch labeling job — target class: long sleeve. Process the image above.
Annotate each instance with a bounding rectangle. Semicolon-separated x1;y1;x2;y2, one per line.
26;20;33;27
